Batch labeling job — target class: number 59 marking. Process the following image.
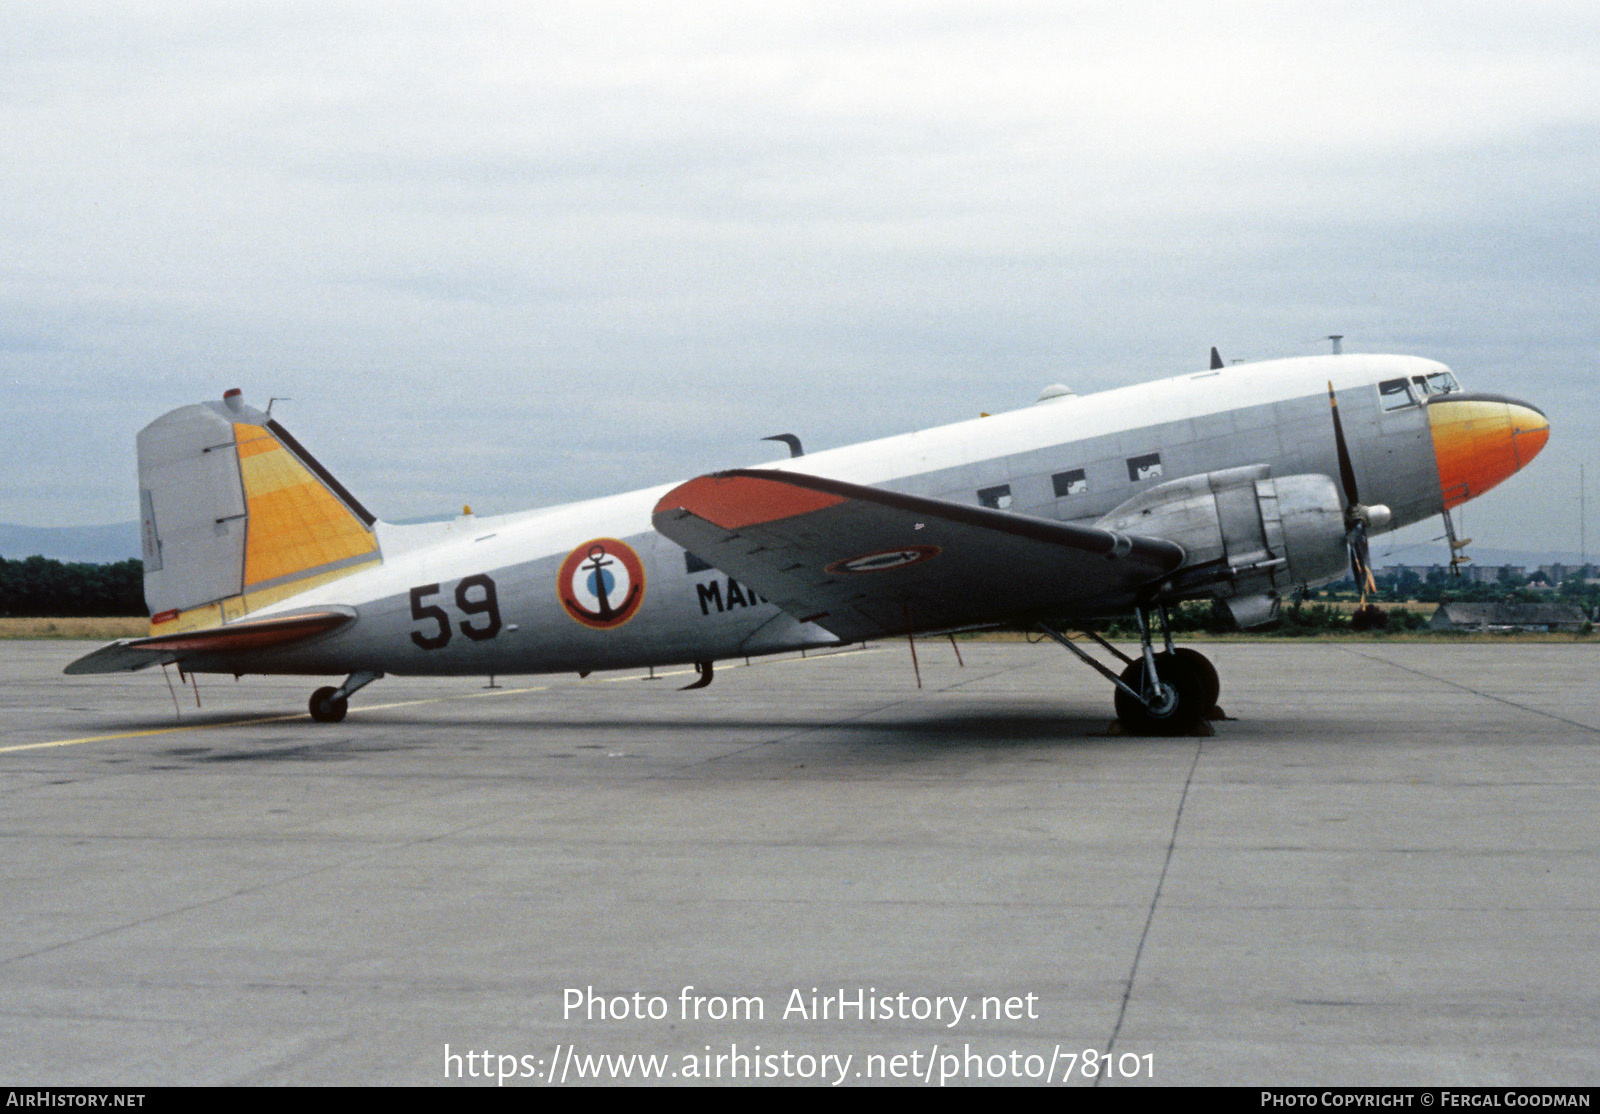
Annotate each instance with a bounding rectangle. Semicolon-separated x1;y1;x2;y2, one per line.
409;574;503;650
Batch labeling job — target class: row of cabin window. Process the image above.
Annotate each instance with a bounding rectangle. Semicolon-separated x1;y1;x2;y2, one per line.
976;453;1164;510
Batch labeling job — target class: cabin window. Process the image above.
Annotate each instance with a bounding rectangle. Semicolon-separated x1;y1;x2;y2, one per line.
1378;378;1419;411
1052;468;1088;497
977;484;1013;510
1126;453;1163;482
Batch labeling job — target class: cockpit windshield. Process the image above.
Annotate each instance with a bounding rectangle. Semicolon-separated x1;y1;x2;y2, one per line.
1413;371;1462;397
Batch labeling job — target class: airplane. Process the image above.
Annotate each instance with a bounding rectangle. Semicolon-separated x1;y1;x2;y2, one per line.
65;351;1549;733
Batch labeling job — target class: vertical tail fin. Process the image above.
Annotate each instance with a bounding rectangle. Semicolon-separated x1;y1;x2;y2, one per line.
138;389;381;633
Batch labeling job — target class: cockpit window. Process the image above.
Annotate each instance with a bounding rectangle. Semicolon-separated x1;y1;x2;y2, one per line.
1378;378;1419;411
1413;371;1461;397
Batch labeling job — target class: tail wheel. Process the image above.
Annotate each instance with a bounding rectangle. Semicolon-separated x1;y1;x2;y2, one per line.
309;686;349;723
1114;652;1209;735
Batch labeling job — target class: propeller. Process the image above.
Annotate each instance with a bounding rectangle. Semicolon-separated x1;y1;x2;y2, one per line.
1327;383;1392;620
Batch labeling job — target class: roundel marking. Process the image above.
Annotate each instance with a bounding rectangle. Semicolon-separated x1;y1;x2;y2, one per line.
824;544;942;575
558;538;646;629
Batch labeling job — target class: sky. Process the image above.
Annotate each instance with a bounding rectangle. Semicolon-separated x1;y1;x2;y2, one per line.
3;1;1598;561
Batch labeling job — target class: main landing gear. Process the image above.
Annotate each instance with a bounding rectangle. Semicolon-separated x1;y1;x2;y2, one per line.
1037;607;1221;735
308;670;383;723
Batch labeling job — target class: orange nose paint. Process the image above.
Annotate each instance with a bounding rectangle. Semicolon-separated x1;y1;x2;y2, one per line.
1429;396;1550;509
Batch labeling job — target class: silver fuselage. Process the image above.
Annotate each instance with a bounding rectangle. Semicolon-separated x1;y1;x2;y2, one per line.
211;354;1460;677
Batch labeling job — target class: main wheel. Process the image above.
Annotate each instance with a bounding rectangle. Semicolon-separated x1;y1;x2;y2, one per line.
1165;648;1220;713
1351;604;1388;631
308;686;348;723
1113;652;1208;735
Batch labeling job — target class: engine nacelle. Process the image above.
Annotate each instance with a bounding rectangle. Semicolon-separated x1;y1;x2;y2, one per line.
1095;465;1349;626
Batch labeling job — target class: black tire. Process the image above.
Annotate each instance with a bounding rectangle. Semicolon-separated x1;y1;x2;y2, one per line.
1358;604;1388;630
1113;653;1208;735
309;686;348;723
1165;648;1220;712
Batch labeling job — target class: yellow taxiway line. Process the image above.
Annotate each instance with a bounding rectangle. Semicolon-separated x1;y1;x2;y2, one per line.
2;647;884;755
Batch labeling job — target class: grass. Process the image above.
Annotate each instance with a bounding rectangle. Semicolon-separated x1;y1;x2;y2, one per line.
0;616;147;639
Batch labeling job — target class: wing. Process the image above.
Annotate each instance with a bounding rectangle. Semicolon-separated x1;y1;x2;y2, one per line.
64;608;355;674
652;469;1185;641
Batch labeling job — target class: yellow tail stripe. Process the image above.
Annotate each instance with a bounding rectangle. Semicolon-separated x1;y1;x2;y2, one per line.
232;423;378;589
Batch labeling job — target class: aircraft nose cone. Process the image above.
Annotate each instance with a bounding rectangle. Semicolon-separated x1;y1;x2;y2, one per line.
1428;394;1550;509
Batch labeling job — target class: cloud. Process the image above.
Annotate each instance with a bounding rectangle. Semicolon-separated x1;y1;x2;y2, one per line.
0;2;1594;554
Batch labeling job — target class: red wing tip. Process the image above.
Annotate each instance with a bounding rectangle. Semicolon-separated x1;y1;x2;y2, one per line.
655;473;847;530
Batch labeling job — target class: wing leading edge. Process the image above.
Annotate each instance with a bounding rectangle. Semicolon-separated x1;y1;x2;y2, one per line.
652;469;1186;642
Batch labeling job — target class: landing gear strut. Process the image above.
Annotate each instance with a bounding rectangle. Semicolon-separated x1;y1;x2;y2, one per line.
1038;607;1219;734
308;670;383;723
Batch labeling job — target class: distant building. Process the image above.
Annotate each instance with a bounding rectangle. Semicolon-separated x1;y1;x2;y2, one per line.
1379;564;1498;587
1377;563;1587;587
1382;564;1448;582
1429;602;1589;632
1538;563;1597;585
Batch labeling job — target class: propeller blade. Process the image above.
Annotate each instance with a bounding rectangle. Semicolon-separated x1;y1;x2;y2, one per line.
1327;381;1361;509
1348;520;1376;596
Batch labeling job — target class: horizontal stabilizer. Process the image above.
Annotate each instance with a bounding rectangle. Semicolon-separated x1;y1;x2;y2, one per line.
64;608;356;674
652;469;1185;641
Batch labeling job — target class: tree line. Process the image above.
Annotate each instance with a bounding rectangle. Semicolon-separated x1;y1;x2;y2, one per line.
0;556;146;617
1375;567;1600;608
5;552;1593;628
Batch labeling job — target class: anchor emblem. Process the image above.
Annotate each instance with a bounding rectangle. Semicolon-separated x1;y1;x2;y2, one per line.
558;538;646;629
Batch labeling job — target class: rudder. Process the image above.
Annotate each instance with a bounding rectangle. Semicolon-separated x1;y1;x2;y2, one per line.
138;389;380;633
